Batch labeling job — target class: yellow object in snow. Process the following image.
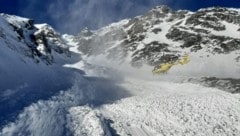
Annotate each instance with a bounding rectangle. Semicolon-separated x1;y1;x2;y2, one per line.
152;54;190;74
152;63;175;74
178;54;190;65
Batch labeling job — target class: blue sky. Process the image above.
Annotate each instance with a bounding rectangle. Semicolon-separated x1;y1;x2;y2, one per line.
0;0;240;34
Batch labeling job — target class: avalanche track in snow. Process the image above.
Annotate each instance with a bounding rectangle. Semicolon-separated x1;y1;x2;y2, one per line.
99;78;240;136
1;39;240;136
1;72;240;136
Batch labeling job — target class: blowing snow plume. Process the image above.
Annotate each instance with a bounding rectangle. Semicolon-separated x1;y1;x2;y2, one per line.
17;0;237;34
20;0;178;34
46;0;161;34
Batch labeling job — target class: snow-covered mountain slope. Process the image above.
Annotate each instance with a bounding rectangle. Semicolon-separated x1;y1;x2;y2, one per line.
0;14;81;89
1;5;240;136
0;14;83;127
76;6;240;68
75;5;240;92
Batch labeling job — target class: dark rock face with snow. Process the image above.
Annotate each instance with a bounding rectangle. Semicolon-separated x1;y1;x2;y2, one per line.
188;77;240;93
1;6;239;92
0;14;70;65
74;6;240;94
0;14;77;127
75;6;240;67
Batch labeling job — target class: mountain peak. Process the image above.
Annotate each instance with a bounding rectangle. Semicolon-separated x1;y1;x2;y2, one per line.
152;5;172;13
75;6;240;69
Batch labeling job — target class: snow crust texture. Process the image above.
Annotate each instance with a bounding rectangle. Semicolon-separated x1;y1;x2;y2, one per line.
100;79;240;136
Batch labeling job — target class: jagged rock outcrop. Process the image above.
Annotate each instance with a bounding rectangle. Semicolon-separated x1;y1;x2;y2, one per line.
75;6;240;68
188;77;240;93
0;14;71;64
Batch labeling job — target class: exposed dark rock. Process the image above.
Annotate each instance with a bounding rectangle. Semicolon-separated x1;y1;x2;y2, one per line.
76;6;240;68
209;36;240;53
131;42;173;66
191;45;202;52
181;35;202;48
25;19;35;30
190;27;210;34
152;28;162;34
10;24;24;39
167;11;187;22
158;54;179;63
174;21;183;26
166;28;202;49
166;27;239;54
159;5;172;13
33;31;53;64
124;18;139;28
153;19;162;25
128;22;145;34
188;77;240;93
185;10;226;31
0;28;5;38
213;12;240;24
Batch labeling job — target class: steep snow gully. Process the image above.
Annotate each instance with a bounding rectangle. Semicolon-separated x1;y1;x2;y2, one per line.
1;43;240;136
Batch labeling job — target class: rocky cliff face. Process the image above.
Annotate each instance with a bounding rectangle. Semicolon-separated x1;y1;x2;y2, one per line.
74;6;240;93
0;14;77;107
188;77;240;93
75;6;240;68
0;14;70;65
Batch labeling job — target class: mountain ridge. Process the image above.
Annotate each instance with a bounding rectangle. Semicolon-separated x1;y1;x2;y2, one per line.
1;5;240;136
75;6;240;67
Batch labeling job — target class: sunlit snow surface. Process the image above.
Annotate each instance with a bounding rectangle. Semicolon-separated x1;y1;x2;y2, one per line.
100;78;240;136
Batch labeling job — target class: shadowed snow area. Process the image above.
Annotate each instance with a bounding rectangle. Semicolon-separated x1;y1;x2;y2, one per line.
0;74;130;136
0;35;131;135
